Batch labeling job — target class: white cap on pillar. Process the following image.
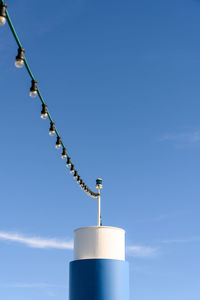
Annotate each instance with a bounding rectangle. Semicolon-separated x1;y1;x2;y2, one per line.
74;226;125;261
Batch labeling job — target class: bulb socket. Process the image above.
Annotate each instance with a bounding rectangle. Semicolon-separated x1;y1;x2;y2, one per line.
0;3;7;17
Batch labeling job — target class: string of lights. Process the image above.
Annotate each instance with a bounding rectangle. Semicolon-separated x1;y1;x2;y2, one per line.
0;0;99;199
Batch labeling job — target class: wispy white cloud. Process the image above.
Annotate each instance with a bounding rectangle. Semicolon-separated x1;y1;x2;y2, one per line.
127;245;158;258
0;231;73;249
0;231;158;259
160;130;200;145
162;236;200;244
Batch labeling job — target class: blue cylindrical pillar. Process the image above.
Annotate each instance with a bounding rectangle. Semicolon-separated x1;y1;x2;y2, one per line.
69;226;129;300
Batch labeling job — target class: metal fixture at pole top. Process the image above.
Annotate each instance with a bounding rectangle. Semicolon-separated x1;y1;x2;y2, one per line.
96;178;103;226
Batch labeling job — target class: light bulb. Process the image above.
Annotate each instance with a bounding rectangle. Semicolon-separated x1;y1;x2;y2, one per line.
15;59;24;68
73;171;78;179
61;147;67;159
0;3;7;26
30;80;38;98
15;48;25;68
41;104;48;119
29;80;38;98
70;164;75;174
29;91;37;98
80;182;84;189
77;175;80;183
55;136;61;149
49;122;55;136
66;157;71;167
0;16;6;26
41;113;47;119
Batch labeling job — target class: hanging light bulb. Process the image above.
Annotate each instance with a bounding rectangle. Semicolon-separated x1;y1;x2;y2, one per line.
30;80;38;98
70;164;75;174
55;136;61;149
41;104;48;119
77;175;80;183
49;122;55;136
15;48;25;68
73;171;78;179
0;3;7;26
61;147;67;159
66;156;71;168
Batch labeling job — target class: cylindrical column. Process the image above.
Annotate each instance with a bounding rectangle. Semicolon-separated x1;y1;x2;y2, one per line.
69;226;129;300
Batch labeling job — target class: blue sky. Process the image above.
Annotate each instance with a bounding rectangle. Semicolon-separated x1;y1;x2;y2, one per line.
0;0;200;299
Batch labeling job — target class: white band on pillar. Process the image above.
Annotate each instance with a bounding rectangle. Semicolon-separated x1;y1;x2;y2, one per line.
74;226;125;261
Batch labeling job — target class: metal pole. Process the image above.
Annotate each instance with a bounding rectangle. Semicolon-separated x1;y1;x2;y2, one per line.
97;188;101;226
96;178;103;227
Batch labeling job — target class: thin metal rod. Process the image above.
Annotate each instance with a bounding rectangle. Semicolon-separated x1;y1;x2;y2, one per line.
97;187;101;226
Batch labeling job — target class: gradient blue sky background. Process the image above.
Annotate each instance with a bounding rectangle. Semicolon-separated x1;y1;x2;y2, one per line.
0;0;200;299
